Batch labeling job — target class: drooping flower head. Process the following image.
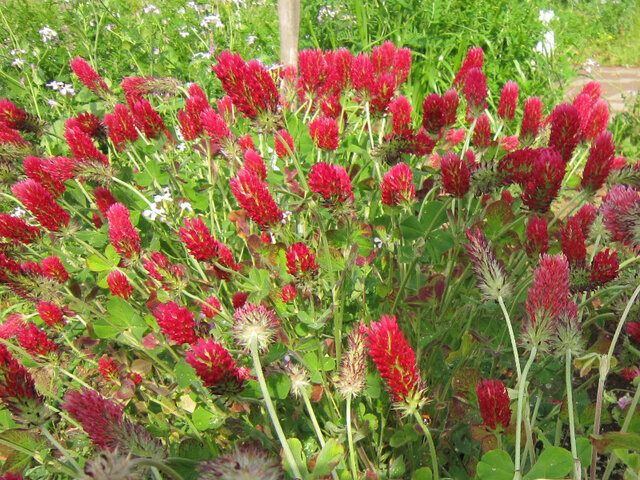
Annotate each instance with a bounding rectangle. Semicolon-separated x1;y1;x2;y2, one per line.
476;378;511;430
308;162;354;207
186;338;249;395
381;162;415;206
106;203;140;260
11;179;70;232
230;169;283;229
464;228;512;300
440;152;470;198
233;303;280;353
498;81;519;120
153;301;198;345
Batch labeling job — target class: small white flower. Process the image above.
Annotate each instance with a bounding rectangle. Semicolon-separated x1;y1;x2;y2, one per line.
47;99;60;108
200;14;223;29
105;24;115;31
59;84;75;96
143;203;166;222
534;31;555;57
10;49;27;55
177;7;185;14
247;35;257;45
281;210;293;224
192;52;212;60
177;142;187;151
178;26;190;38
39;26;58;43
89;20;95;27
373;234;391;249
153;47;160;55
179;201;193;213
11;58;24;67
583;58;600;73
10;207;27;218
143;4;160;14
538;9;555;26
46;80;64;90
154;189;173;202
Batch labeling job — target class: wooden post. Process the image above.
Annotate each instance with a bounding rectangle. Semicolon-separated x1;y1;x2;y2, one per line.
278;0;301;68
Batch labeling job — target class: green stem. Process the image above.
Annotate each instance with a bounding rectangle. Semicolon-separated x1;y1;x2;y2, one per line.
413;411;439;480
301;390;340;480
130;458;185;480
249;338;302;479
41;425;82;473
565;349;582;480
514;347;537;480
346;395;359;480
498;296;522;380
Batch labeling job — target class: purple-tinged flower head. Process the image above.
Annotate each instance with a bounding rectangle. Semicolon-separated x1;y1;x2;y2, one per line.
131;99;170;140
464;67;488;118
601;185;640;246
286;242;318;277
389;96;413;136
233;303;280;353
36;301;65;328
476;378;511;430
153;301;198;345
104;104;139;149
521;148;565;212
473;113;491;149
201;297;221;319
106;203;140;260
11;179;70;232
525;215;549;257
442;89;460;126
520;97;543;143
584;99;609;141
62;388;123;449
381;162;415;206
186;338;249;395
0;214;41;244
561;217;587;267
498;81;519;120
572;204;597;236
422;93;445;136
107;270;134;300
16;323;57;358
590;249;618;285
441;152;470;198
70;57;112;98
549;103;581;163
335;323;368;399
308;162;354;208
64;125;109;165
230;169;283;229
23;156;66;197
243;149;267;181
309;116;340;150
0;473;23;480
581;130;615;192
274;129;295;158
350;53;375;93
464;227;512;300
453;47;484;89
198;445;284;480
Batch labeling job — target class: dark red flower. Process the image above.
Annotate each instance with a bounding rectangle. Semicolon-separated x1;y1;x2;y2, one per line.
16;323;56;357
476;378;511;429
590;249;618;284
64;125;109;165
131;99;170;140
389;96;413;136
581;130;615;192
473;113;491;149
309;116;340;150
521;148;565;212
36;301;64;328
186;338;248;395
441;152;470;198
23;156;66;196
93;187;117;217
520;97;542;143
601;185;640;246
280;284;297;303
442;89;460;126
525;215;549;257
422;94;444;136
104;104;139;149
627;322;640;345
40;255;68;283
549;103;581;163
232;292;248;310
498;81;519;120
70;57;111;96
286;243;318;276
230;169;283;229
464;67;488;117
381;162;415;206
561;217;587;266
0;214;41;244
106;203;140;259
107;270;134;300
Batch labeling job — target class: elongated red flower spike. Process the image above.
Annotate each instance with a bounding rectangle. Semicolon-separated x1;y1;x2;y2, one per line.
0;98;26;129
93;186;117;218
366;315;424;411
201;108;233;143
286;242;319;277
572;204;597;236
70;57;112;98
476;378;511;430
521;148;565;212
143;251;184;289
389;96;413;136
308;162;354;207
520;97;542;143
67;112;103;139
581;130;615;192
0;214;41;244
201;297;221;319
153;301;198;345
298;48;329;101
11;179;70;232
464;227;512;300
525;215;549;257
442;89;460;126
98;356;121;383
36;301;65;328
590;249;618;285
370;73;396;114
131;99;170;140
391;46;412;86
233;302;280;353
422;94;445;136
238;134;256;153
601;185;640;246
561;217;587;267
23;156;66;196
230;169;283;229
464;67;488;118
453;47;484;89
62;388;123;449
473;113;491;149
584;99;609;141
178;96;209;140
549;103;581;163
350;53;375;93
16;323;57;357
441;152;470;198
573;92;594;138
179;217;220;261
186;338;249;395
40;156;77;184
309;116;340;150
106;203;140;259
104;104;139;149
274;129;295;158
498;81;519;120
381;162;415;206
64;125;109;165
325;48;353;94
107;270;134;300
243;149;267;181
371;41;396;77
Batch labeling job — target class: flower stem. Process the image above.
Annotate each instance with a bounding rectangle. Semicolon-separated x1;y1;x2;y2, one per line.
130;458;185;480
249;337;302;479
413;411;439;480
514;346;537;479
565;349;581;480
346;395;359;480
40;425;82;474
498;296;522;380
301;390;340;480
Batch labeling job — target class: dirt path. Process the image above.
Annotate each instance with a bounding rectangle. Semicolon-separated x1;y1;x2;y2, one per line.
567;66;640;114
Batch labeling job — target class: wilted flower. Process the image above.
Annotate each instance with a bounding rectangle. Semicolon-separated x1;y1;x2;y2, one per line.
62;389;123;449
186;338;249;395
81;450;137;480
464;228;512;300
476;378;511;430
335;323;368;398
233;303;279;353
601;185;640;246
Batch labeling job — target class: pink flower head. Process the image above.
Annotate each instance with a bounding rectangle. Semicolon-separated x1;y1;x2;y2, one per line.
70;57;110;96
23;156;66;197
274;129;295;158
521;148;565;212
280;284;297;303
201;297;221;319
453;47;484;89
0;314;25;339
286;242;319;276
549;103;581;163
230;169;283;229
104;104;139;149
131;99;170;140
106;203;140;259
498;81;519;120
381;162;415;206
389;96;413;136
422;94;445;136
11;179;70;232
186;338;248;395
308;162;354;206
309;116;340;150
40;255;68;283
0;214;41;244
473;113;491;149
238;134;256;152
499;135;520;151
36;301;64;328
601;185;640;246
476;378;511;429
64;126;109;165
366;315;422;406
581;130;615;192
590;249;618;285
464;67;488;117
442;89;460;126
107;270;134;300
153;301;198;345
441;152;470;198
243;149;267;181
561;217;587;266
525;215;549;257
16;323;56;357
520;97;543;143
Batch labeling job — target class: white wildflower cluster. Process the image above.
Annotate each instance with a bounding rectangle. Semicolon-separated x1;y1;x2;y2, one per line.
247;35;257;45
39;26;58;43
317;6;337;21
143;4;161;14
143;187;172;222
373;234;391;249
200;14;224;29
46;81;75;96
281;210;293;224
186;1;205;13
177;26;191;38
192;52;212;60
10;48;26;68
534;9;555;57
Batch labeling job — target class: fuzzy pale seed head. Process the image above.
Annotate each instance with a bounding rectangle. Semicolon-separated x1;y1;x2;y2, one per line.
233;303;280;353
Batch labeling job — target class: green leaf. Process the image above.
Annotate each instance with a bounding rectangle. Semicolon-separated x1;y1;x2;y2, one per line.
191;407;222;431
420;201;447;233
390;424;419;447
389;455;406;478
267;372;291;400
312;439;344;477
577;437;592;470
591;432;640;454
105;244;121;266
523;447;573;479
399;216;423;241
477;449;515;480
615;449;640;471
283;438;309;478
107;296;138;328
175;359;198;389
92;320;121;339
86;254;111;272
412;467;433;480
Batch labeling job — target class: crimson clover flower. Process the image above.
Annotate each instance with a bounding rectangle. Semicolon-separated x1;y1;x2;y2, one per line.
186;338;249;395
476;378;511;430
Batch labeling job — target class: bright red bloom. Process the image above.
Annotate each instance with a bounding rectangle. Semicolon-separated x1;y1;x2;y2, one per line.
0;473;23;480
201;297;221;318
627;322;640;345
298;48;329;99
232;292;248;310
581;130;615;192
238;134;256;152
366;315;421;404
70;57;110;95
499;135;520;151
521;148;565;212
178;93;210;141
106;203;140;259
286;243;318;276
40;156;77;183
422;94;445;136
11;179;70;231
230;169;283;229
585;99;609;141
561;217;587;266
325;48;353;93
308;162;354;206
217;95;235;124
601;185;640;246
143;251;184;286
36;301;64;328
498;81;519;120
40;255;68;283
453;47;484;89
98;356;120;383
131;99;169;140
350;54;375;92
107;270;134;300
0;314;25;339
309;116;340;150
93;187;117;217
381;162;415;206
442;89;460;126
473;113;491;148
201;108;232;143
0;99;26;129
280;284;297;303
370;73;396;114
549;103;581;163
186;338;248;395
66;112;102;138
243;149;267;181
464;67;488;117
525;215;549;256
622;366;640;381
520;97;542;143
64;126;109;165
0;214;41;244
153;301;198;345
445;128;466;148
104;104;139;149
16;323;56;357
572;204;597;236
61;388;123;449
389;96;413;136
0;344;46;426
441;152;470;198
274;130;295;158
23;156;66;196
179;217;239;279
476;378;511;429
590;249;618;284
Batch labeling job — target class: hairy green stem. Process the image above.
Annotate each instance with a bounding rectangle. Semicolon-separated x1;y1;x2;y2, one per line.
413;411;439;480
514;347;537;480
498;296;522;379
565;349;581;480
346;395;359;480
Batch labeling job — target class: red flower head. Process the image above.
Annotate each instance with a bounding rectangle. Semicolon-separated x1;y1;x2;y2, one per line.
476;378;511;430
64;125;109;165
453;47;484;89
11;179;70;232
325;47;353;93
286;242;319;276
40;255;68;283
106;203;140;259
131;99;170;140
70;57;111;97
186;338;249;395
498;81;519;120
561;217;587;267
370;73;396;114
441;152;470;198
217;96;235;124
381;162;415;206
243;149;267;181
0;99;26;129
350;54;375;92
464;67;488;117
201;108;233;143
308;162;354;207
61;388;123;449
153;301;198;345
143;251;184;287
549;103;581;163
581;130;615;192
585;99;609;141
590;249;618;285
298;48;329;100
98;356;120;383
238;134;256;152
68;112;102;138
572;204;597;236
23;156;66;197
366;315;423;409
107;270;134;300
0;214;41;244
104;104;139;149
0;314;25;339
601;185;640;246
201;297;221;319
521;148;565;212
442;89;460;126
473;113;491;149
520;97;543;143
94;186;117;218
525;215;549;257
36;301;65;328
628;323;640;345
274;129;295;158
232;292;248;310
230;169;283;229
179;217;219;261
280;284;297;303
422;94;445;136
389;96;413;136
16;323;56;357
309;116;340;150
40;156;77;184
